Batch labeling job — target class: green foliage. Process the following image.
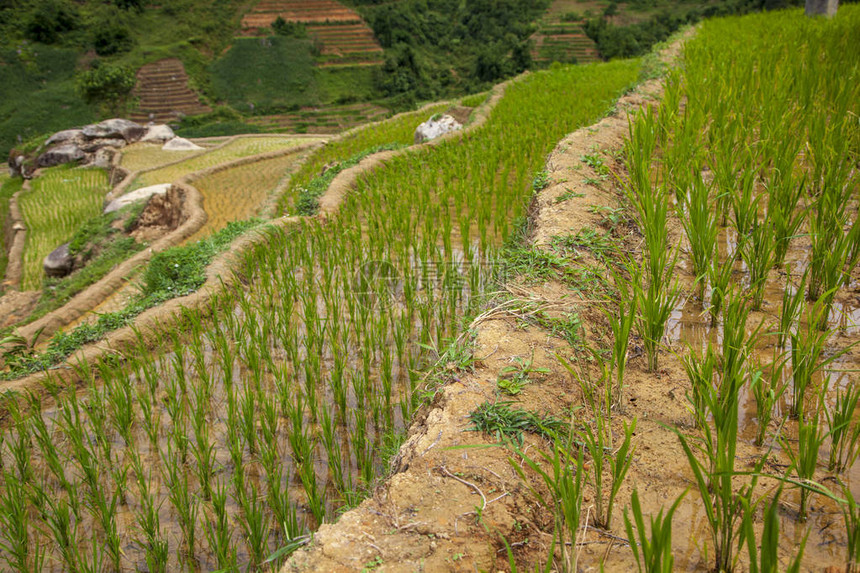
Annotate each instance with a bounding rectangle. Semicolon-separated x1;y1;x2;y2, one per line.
209;36;317;114
0;45;97;158
469;401;566;444
24;0;80;44
293;143;404;216
271;16;307;38
142;219;258;298
92;20;134;56
584;11;692;60
359;0;549;100
75;62;136;115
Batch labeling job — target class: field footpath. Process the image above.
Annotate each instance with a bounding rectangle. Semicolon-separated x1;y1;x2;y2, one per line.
0;92;504;410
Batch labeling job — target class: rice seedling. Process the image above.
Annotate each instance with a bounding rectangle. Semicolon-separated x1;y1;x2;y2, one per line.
18;164;110;290
624;489;685;573
511;442;585;573
579;416;636;530
787;298;848;420
740;216;776;311
777;269;807;350
824;383;860;473
605;269;636;407
841;485;860;573
741;489;806;573
749;361;786;447
781;409;826;521
678;173;718;301
677;290;763;572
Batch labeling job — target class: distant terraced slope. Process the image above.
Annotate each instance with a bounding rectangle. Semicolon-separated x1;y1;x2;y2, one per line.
130;59;211;124
532;0;601;64
247;102;389;134
241;0;383;65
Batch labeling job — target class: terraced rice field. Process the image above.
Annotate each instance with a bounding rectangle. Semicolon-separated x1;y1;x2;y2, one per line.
242;0;361;26
18;166;110;290
120;145;201;173
241;0;383;64
132;137;317;190
531;0;601;64
247;103;389;134
129;59;211;125
309;24;383;61
184;152;305;244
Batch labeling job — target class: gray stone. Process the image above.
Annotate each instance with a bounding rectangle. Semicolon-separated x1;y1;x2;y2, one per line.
414;114;462;145
82;119;146;142
104;183;171;214
46;129;83;146
141;124;176;143
36;144;85;168
79;138;127;153
43;243;74;278
89;148;116;169
162;137;203;151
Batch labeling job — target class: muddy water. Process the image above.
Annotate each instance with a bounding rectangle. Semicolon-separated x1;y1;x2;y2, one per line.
663;223;860;570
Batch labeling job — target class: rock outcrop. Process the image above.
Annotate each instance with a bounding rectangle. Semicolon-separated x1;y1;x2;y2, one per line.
414;114;462;144
162;137;203;151
43;243;74;278
104;183;171;214
8;121;180;176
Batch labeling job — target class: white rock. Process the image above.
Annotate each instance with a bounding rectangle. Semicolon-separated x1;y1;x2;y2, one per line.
141;125;176;143
162;137;203;151
414;114;462;144
104;183;171;213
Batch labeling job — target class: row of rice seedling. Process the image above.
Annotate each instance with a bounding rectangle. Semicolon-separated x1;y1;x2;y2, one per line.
119;144;200;173
611;7;860;572
132;136;316;190
276;103;449;213
18;165;110;290
0;59;642;570
184;152;305;244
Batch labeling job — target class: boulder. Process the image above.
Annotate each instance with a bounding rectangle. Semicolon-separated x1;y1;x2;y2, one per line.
88;148;116;170
81;118;146;142
80;138;127;153
141;124;176;143
104;183;171;214
131;185;186;241
43;243;74;278
162;137;203;151
414;114;462;145
46;129;83;147
36;144;85;168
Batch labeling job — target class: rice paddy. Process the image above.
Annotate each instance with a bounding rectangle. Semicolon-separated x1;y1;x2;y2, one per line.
0;58;641;571
18;165;111;291
184;152;305;244
132;137;317;191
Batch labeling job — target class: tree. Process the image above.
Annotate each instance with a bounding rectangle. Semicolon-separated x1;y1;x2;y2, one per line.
76;63;136;116
24;0;79;44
